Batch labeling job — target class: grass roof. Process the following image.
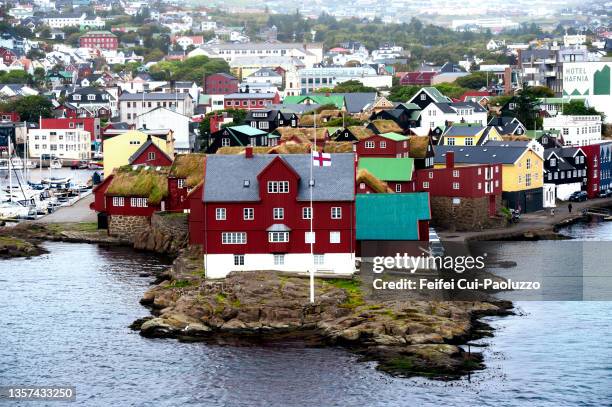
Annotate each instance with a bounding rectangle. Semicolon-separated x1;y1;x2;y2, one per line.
347;126;374;140
356;169;393;193
169;153;206;187
268;142;311;154
216;146;271;155
408;136;430;159
370;120;403;134
323;141;354;153
502;135;532;141
107;166;169;204
275;127;328;143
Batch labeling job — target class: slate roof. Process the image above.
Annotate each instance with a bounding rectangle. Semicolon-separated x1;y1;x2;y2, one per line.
434;101;487;113
203;153;355;202
224;92;277;100
433;145;528;165
336;92;377;114
443;125;485;137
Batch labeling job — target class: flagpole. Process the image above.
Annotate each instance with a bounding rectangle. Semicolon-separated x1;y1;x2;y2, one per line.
309;110;316;304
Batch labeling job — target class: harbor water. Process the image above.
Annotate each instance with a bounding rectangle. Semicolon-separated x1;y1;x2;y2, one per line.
0;222;611;406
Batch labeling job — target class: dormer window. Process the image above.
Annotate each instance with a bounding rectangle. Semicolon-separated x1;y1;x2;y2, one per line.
550;158;556;167
267;181;289;193
73;94;81;101
88;94;96;101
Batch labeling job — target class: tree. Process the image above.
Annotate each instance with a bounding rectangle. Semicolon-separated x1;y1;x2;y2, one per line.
561;100;606;121
508;86;541;130
455;72;489;89
0;95;53;122
388;85;420;102
523;85;554;98
330;80;376;93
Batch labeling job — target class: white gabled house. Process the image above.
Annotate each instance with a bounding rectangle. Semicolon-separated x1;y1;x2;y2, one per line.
414;101;489;136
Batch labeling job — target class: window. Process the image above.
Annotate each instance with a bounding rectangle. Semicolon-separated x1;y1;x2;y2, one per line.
273;254;285;265
314;254;324;265
452;182;460;190
305;231;315;243
447;138;455;146
112;196;124;206
330;231;341;244
243;208;254;220
550;158;556;167
331;207;342;219
222;232;247;244
526;158;531;170
273;207;284;220
73;94;81;101
216;208;226;220
465;137;474;146
177;179;186;188
453;170;460;178
422;182;430;189
302;206;312;219
87;94;96;101
147;152;156;161
267;181;289;193
233;255;244;266
428;171;433;179
365;141;375;149
269;231;289;242
478;182;482;189
525;173;532;187
394;184;402;193
221;138;230;147
420;94;426;100
130;197;148;207
380;141;387;149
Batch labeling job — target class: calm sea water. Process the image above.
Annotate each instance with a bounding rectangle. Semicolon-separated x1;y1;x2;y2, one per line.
0;223;611;406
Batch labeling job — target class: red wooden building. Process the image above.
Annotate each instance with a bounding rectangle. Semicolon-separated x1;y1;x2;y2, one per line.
167;154;206;212
40;117;101;142
355;133;410;159
127;137;174;167
193;149;356;278
0;112;20;122
580;144;601;198
79;31;119;50
399;71;437;86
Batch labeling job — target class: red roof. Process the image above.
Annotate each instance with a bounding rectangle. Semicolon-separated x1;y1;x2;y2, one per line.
400;71;437;86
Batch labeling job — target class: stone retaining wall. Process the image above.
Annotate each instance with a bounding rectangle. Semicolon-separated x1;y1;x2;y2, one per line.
133;212;189;254
108;215;151;240
430;195;504;231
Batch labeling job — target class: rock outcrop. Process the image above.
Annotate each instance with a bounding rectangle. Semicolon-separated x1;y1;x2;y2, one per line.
137;251;512;379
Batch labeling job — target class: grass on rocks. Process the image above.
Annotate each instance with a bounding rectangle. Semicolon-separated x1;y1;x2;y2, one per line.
324;278;365;309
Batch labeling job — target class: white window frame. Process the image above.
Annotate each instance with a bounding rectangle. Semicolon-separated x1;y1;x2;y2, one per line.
331;207;342;219
395;184;402;192
268;231;289;243
305;231;315;244
222;232;247;244
243;208;254;220
302;206;312;219
112;196;124;207
330;231;341;244
314;254;324;265
364;140;375;149
273;207;284;220
273;254;285;265
216;207;226;220
233;254;244;266
130;197;148;207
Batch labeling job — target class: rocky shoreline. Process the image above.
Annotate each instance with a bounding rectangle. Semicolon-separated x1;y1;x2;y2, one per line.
134;246;513;379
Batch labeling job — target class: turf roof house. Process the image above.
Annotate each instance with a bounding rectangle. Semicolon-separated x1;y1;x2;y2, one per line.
367;119;405;135
357;157;415;193
167;154;206;211
415;151;504;231
104;166;169;239
206;125;271;154
333;126;374;142
195;151;356;278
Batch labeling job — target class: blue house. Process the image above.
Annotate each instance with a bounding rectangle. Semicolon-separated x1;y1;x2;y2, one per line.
600;142;612;193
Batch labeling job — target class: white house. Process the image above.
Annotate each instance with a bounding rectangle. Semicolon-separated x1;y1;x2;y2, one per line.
194;43;324;67
297;67;392;93
27;128;91;160
543;115;602;147
135;107;192;152
118;92;194;124
415;102;489;135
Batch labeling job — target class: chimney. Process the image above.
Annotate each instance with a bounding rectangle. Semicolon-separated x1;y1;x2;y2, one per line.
445;151;455;169
245;146;253;158
503;67;512;95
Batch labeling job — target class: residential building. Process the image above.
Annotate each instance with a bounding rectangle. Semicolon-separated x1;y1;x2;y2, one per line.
297;67;392;94
167;154;206;212
357;157;415;193
223;92;280;111
193;43;324;67
79;31;118;50
204;73;239;95
245;109;298;133
127;136;174;167
39;117;100;143
27;128;91;160
406;87;452;110
194;152;355;278
399;71;437;86
415;151;503;230
415;101;488;136
356;133;410;158
135;107;193;152
438;124;503;146
206;125;270;154
543;115;602;146
599;142;612;193
102;129;174;175
542;145;587;204
434;145;544;213
66;87;115;118
118;92;194;124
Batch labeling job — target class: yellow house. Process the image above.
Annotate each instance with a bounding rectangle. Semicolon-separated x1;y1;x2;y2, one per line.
103;130;174;175
435;144;545;212
439;124;502;146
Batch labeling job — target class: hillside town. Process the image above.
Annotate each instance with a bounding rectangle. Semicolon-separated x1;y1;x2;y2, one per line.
1;0;611;277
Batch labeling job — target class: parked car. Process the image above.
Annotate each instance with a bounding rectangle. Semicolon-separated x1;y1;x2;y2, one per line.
598;189;612;198
569;191;588;202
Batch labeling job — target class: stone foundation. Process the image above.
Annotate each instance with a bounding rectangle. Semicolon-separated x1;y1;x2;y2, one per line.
429;195;504;232
133;212;189;254
108;215;151;240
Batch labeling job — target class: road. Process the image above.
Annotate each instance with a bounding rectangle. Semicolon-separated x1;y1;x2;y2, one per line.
35;194;96;223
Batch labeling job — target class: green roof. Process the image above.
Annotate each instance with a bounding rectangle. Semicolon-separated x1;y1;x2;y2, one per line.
379;132;409;142
356;193;431;240
228;125;268;136
421;87;450;103
538;97;586;104
283;95;345;109
358;157;414;181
